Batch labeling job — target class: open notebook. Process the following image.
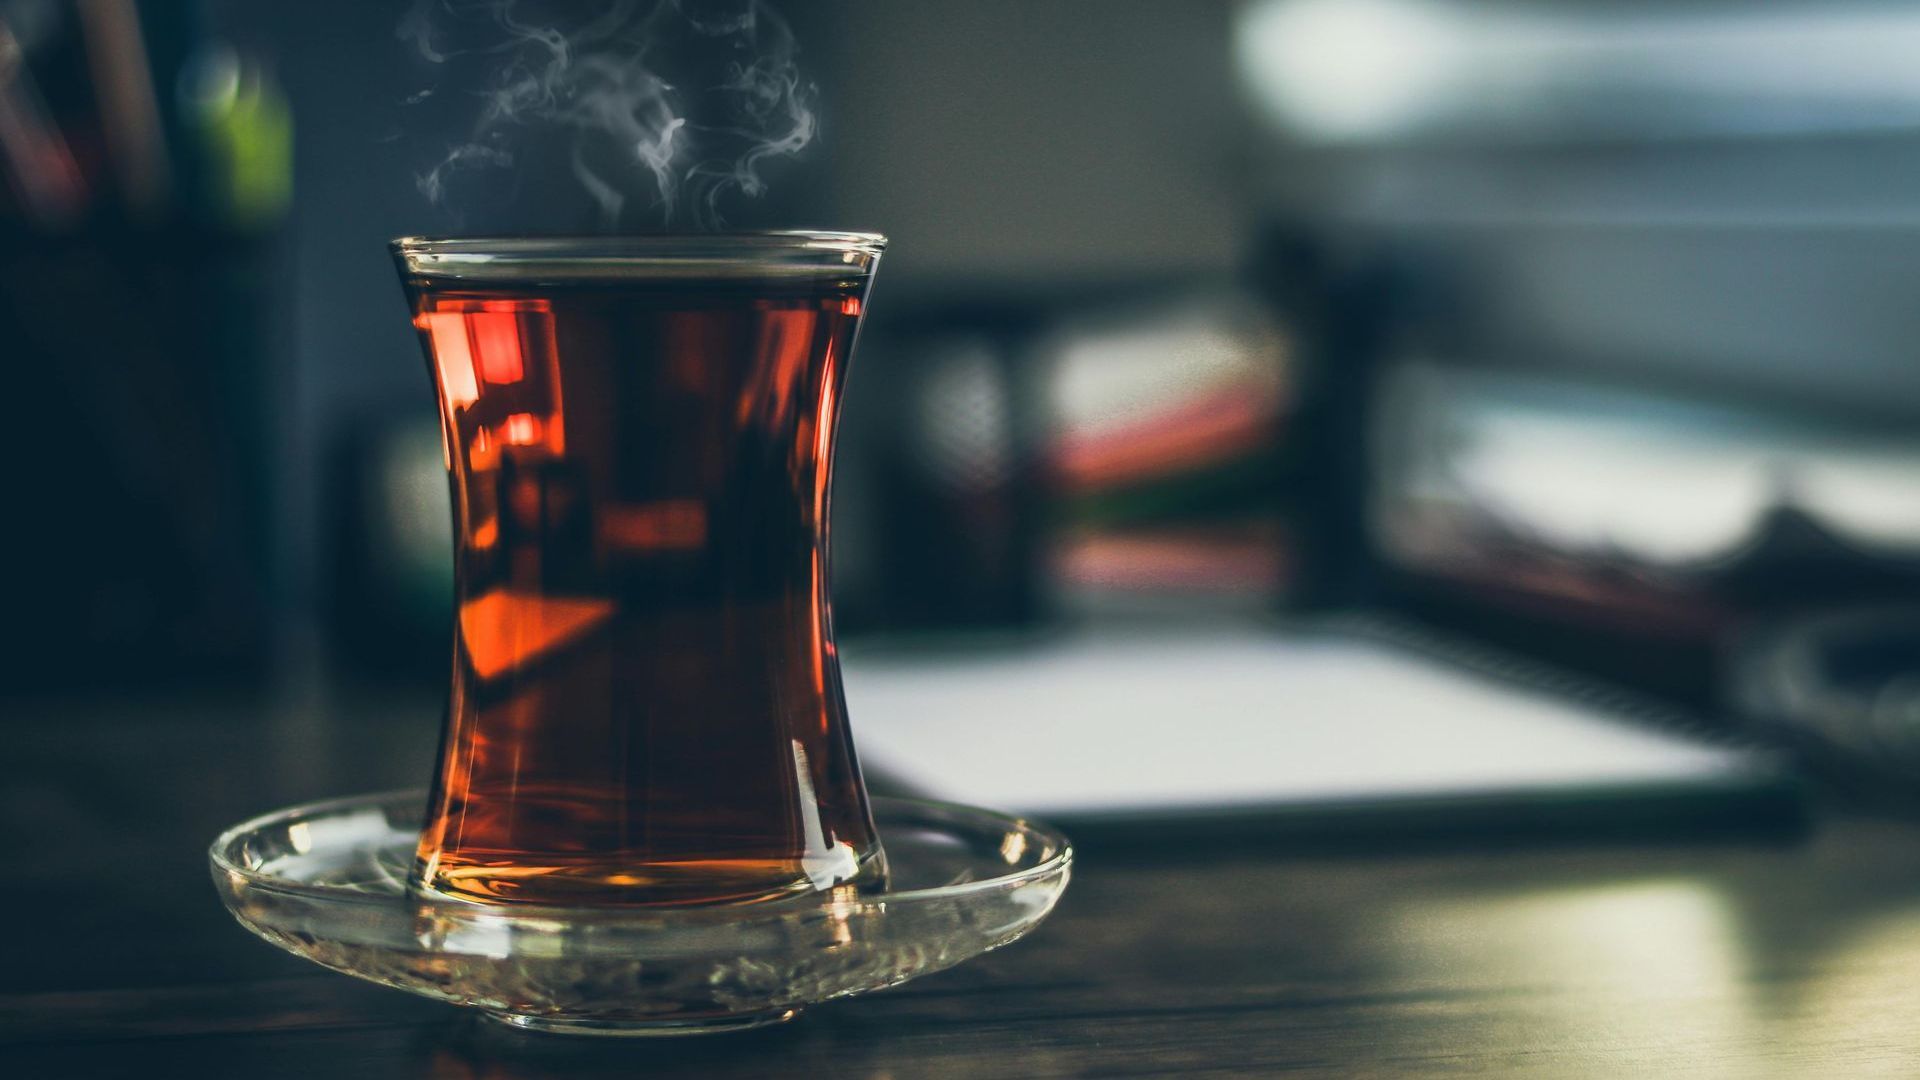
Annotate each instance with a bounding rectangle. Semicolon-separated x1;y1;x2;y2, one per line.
841;624;1799;842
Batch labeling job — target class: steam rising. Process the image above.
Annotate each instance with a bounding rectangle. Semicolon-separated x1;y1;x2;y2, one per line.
401;0;815;229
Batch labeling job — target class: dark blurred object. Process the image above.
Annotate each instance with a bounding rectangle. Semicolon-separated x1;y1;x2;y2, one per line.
1250;224;1409;614
1735;607;1920;790
0;4;88;226
2;3;290;694
834;309;1047;634
5;228;283;692
77;0;171;221
323;414;451;681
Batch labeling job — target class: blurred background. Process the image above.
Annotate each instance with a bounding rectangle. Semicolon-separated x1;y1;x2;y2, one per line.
6;0;1920;830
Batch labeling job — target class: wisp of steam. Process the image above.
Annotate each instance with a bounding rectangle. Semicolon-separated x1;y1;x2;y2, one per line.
400;0;815;230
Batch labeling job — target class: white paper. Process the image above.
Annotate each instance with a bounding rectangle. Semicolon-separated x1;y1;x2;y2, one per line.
842;630;1752;820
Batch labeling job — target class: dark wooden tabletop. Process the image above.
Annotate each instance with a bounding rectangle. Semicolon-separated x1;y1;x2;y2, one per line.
5;689;1920;1078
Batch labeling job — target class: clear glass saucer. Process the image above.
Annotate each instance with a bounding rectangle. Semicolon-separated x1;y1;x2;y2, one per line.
209;793;1071;1036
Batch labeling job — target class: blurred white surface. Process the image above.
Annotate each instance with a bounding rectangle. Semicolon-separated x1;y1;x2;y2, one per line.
845;629;1758;819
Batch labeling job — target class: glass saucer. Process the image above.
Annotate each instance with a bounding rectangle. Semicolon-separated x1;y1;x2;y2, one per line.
209;793;1071;1036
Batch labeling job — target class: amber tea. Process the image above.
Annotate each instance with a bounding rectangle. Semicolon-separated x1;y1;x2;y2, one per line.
394;234;888;906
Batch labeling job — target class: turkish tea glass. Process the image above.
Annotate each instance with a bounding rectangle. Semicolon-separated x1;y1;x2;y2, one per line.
391;233;888;907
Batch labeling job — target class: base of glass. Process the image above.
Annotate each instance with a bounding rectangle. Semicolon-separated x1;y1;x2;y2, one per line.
488;1008;799;1037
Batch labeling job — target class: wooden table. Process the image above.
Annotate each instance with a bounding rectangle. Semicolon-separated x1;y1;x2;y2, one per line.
5;691;1919;1077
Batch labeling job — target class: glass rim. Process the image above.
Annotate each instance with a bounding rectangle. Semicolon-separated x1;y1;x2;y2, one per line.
393;231;885;284
393;231;885;258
